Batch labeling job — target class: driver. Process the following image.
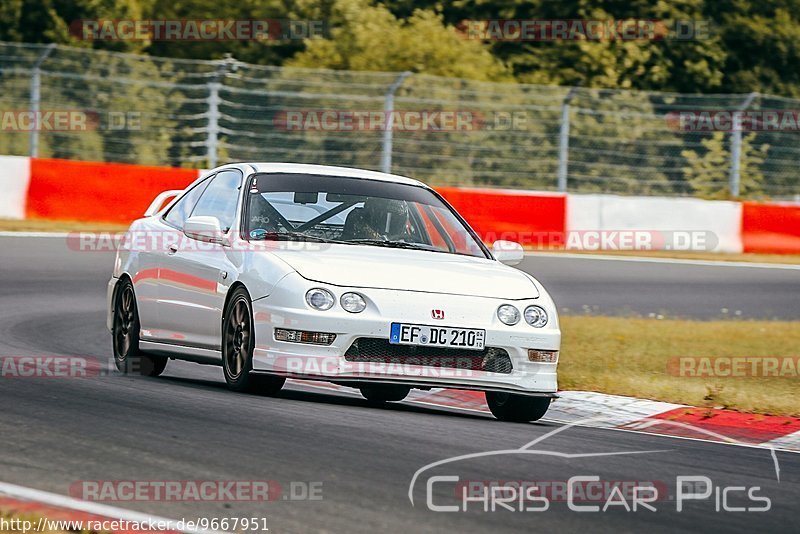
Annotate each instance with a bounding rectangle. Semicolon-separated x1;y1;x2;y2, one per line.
348;198;412;240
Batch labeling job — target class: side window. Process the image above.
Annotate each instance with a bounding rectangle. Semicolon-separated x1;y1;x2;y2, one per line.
163;177;212;230
190;170;242;232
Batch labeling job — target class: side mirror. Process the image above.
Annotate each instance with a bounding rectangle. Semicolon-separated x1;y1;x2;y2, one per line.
492;240;524;266
144;190;183;217
184;216;225;244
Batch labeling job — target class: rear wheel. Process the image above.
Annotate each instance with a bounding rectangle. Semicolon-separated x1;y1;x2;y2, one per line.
485;392;550;422
222;287;285;395
112;279;167;376
359;384;410;403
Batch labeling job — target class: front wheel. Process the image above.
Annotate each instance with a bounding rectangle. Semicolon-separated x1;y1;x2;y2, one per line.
485;392;551;422
222;287;285;395
112;279;167;377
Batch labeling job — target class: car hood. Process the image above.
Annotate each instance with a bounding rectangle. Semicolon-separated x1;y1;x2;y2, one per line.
267;244;538;299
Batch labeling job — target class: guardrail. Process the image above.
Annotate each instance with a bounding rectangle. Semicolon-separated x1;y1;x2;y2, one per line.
2;155;798;254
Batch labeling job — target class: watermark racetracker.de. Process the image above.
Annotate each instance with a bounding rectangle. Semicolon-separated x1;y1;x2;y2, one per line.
67;229;722;253
457;19;713;41
68;479;322;502
0;516;269;534
667;110;800;132
0;110;142;132
70;19;327;41
668;356;800;378
0;356;107;378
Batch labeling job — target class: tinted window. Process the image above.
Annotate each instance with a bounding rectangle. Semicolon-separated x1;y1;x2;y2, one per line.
163;178;211;229
246;173;488;258
190;170;242;232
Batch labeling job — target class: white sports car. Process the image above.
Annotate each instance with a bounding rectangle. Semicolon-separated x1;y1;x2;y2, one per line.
107;163;560;422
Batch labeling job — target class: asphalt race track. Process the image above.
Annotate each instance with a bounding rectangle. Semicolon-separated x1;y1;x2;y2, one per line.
518;254;800;320
1;235;798;533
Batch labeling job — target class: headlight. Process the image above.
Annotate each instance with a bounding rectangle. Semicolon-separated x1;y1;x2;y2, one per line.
524;305;548;328
340;292;366;313
306;288;335;310
497;304;520;325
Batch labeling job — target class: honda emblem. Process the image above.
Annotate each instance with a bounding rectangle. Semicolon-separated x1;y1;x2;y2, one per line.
431;309;445;320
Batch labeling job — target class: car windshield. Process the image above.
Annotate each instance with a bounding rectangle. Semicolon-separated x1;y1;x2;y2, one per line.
245;173;488;258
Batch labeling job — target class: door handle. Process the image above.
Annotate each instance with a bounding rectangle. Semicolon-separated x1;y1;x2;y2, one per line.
167;244;178;255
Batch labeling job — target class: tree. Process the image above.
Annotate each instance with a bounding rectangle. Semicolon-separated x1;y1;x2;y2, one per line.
0;0;149;52
709;4;800;97
681;132;768;198
286;0;508;81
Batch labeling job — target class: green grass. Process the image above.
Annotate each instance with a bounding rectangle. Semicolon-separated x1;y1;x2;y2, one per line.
560;316;800;416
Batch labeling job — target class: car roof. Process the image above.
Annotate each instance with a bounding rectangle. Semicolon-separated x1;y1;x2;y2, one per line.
217;162;428;188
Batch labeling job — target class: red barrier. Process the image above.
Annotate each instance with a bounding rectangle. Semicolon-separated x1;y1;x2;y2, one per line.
741;201;800;254
436;187;566;247
27;158;199;223
23;157;800;255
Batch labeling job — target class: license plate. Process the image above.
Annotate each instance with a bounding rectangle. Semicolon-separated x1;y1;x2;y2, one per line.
389;323;486;351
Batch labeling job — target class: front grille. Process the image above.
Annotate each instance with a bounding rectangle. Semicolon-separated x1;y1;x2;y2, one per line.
344;338;513;374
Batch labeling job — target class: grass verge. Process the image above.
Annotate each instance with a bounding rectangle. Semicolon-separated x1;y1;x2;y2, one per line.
529;248;800;265
0;218;128;232
560;316;800;417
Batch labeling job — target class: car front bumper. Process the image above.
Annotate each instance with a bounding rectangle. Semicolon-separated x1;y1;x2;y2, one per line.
250;274;560;395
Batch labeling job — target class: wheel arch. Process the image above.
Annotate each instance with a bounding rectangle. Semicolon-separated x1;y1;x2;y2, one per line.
221;281;251;325
110;273;134;318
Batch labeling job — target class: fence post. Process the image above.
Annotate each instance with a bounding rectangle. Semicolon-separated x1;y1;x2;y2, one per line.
557;87;578;192
729;92;758;197
381;71;412;174
205;81;221;168
205;55;234;169
29;44;56;158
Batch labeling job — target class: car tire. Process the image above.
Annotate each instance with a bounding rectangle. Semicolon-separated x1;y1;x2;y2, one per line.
359;385;410;403
485;392;550;422
222;287;285;396
112;279;168;377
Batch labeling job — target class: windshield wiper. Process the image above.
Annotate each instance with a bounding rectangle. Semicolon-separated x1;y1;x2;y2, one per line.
251;230;338;243
346;239;436;251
